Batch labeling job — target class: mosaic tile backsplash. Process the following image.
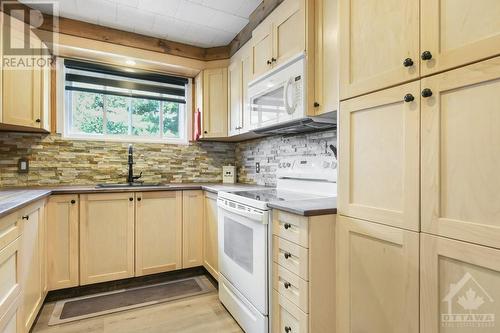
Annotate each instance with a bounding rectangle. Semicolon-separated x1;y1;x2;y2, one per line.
0;133;236;187
235;129;337;186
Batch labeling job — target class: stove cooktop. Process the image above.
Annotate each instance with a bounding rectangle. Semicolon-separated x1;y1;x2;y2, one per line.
230;189;324;203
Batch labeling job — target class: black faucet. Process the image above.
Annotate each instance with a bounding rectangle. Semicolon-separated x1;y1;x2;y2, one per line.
127;144;142;184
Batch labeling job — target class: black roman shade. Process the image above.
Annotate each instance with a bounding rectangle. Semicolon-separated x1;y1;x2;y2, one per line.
64;59;188;104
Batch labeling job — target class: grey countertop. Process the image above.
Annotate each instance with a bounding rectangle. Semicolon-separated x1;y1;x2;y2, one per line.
0;183;337;218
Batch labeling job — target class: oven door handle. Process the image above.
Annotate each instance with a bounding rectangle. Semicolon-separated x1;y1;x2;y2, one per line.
218;200;269;225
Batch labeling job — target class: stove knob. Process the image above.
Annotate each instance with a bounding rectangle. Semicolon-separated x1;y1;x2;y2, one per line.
286;162;291;168
323;161;330;168
331;161;338;169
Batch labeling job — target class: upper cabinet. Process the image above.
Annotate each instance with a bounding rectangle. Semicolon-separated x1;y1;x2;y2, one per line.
339;0;420;100
196;68;228;139
420;0;500;76
0;13;51;131
252;21;274;79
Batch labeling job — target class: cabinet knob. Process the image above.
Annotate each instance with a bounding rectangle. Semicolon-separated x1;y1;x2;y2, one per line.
314;102;320;108
35;118;41;123
403;58;414;67
137;197;142;201
284;223;291;230
421;88;433;98
403;94;415;103
267;60;272;65
285;327;292;333
204;131;208;134
284;252;292;259
129;197;134;201
284;281;292;289
271;58;277;63
421;51;433;61
22;215;29;220
71;200;76;204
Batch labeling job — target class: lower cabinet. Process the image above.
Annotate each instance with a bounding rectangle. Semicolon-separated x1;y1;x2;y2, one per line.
421;234;500;333
203;192;219;280
46;195;79;290
0;296;20;333
135;191;182;276
336;216;419;333
80;193;135;285
182;191;204;268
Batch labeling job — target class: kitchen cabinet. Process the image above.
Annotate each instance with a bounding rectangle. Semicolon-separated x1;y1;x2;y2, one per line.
199;68;228;138
46;195;79;290
80;193;135;285
338;81;420;231
0;296;20;333
336;216;419;333
339;0;420;100
203;192;219;280
421;234;500;333
251;21;273;79
421;0;500;76
421;56;500;249
0;238;21;330
313;0;339;115
135;191;182;276
1;14;51;131
228;60;243;136
182;191;203;269
19;201;47;333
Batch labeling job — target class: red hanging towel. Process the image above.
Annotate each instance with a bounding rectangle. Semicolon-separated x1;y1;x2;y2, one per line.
194;108;201;141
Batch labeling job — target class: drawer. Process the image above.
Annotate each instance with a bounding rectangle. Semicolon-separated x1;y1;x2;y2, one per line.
273;236;309;280
0;238;21;318
273;263;309;313
272;290;308;333
0;212;21;252
273;210;309;248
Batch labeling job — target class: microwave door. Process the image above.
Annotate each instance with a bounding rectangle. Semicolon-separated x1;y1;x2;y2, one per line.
251;85;286;128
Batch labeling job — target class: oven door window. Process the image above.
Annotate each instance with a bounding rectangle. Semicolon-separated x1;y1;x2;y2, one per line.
224;217;254;274
251;86;285;127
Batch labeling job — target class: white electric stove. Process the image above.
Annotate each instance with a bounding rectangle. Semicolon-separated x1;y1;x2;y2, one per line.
217;156;337;333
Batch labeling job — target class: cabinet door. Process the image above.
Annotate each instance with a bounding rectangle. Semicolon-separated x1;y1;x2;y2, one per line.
0;295;20;333
273;0;305;66
421;57;500;249
421;234;500;333
19;204;45;332
337;216;419;333
203;192;218;280
314;0;339;115
136;191;182;276
252;22;273;78
228;60;242;136
339;0;420;99
202;68;228;138
47;195;79;290
0;239;21;321
182;191;204;269
338;82;420;231
421;0;500;76
80;193;135;285
241;46;253;132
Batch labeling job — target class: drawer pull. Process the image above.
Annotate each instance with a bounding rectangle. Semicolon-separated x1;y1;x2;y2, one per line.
22;215;29;220
284;252;292;259
284;281;292;289
284;223;292;230
285;327;292;333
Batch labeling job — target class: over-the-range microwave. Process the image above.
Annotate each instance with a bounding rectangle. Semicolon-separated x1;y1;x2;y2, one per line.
248;53;306;130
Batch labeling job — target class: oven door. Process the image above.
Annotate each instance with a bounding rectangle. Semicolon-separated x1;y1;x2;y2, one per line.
218;198;269;315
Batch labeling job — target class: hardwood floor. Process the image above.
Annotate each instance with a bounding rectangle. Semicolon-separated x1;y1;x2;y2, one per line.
32;292;243;333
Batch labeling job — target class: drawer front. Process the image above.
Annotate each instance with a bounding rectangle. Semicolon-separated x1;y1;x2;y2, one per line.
273;236;309;280
273;263;309;313
273;211;309;248
0;294;20;333
0;238;21;318
272;290;308;333
0;213;21;251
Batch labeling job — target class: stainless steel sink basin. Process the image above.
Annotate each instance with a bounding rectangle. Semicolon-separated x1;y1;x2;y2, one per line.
96;183;164;188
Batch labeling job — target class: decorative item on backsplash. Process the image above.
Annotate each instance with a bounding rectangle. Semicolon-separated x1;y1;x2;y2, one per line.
236;129;337;186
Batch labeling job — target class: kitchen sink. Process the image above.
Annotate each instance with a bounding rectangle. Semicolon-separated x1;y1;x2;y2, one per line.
95;183;164;188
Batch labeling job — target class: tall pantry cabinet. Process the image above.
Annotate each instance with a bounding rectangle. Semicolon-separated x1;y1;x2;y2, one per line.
337;0;500;332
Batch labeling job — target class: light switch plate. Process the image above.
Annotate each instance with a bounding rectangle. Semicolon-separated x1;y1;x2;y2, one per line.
18;158;29;173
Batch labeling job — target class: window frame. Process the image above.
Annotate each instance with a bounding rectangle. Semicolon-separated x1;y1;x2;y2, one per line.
58;58;190;145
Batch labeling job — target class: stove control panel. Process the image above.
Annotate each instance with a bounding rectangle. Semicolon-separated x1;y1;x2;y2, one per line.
277;156;337;182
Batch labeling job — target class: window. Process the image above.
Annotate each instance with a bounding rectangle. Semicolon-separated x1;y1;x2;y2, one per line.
63;59;189;143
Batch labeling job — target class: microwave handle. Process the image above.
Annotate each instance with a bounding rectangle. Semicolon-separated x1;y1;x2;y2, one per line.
284;78;295;115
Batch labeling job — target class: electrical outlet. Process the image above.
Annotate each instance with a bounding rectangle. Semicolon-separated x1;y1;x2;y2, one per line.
255;162;260;174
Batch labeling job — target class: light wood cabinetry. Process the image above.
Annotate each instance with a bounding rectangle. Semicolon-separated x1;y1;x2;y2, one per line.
336;216;419;333
135;191;182;276
421;56;500;249
338;81;420;231
203;192;219;280
80;193;135;285
421;0;500;75
200;68;228;138
0;239;21;327
272;210;336;333
339;0;420;99
182;191;203;269
18;202;47;333
0;296;20;333
228;60;243;136
46;195;79;291
251;22;273;79
421;234;500;333
313;0;339;115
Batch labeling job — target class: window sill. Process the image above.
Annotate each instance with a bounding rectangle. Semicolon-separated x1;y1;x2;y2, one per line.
61;133;189;145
